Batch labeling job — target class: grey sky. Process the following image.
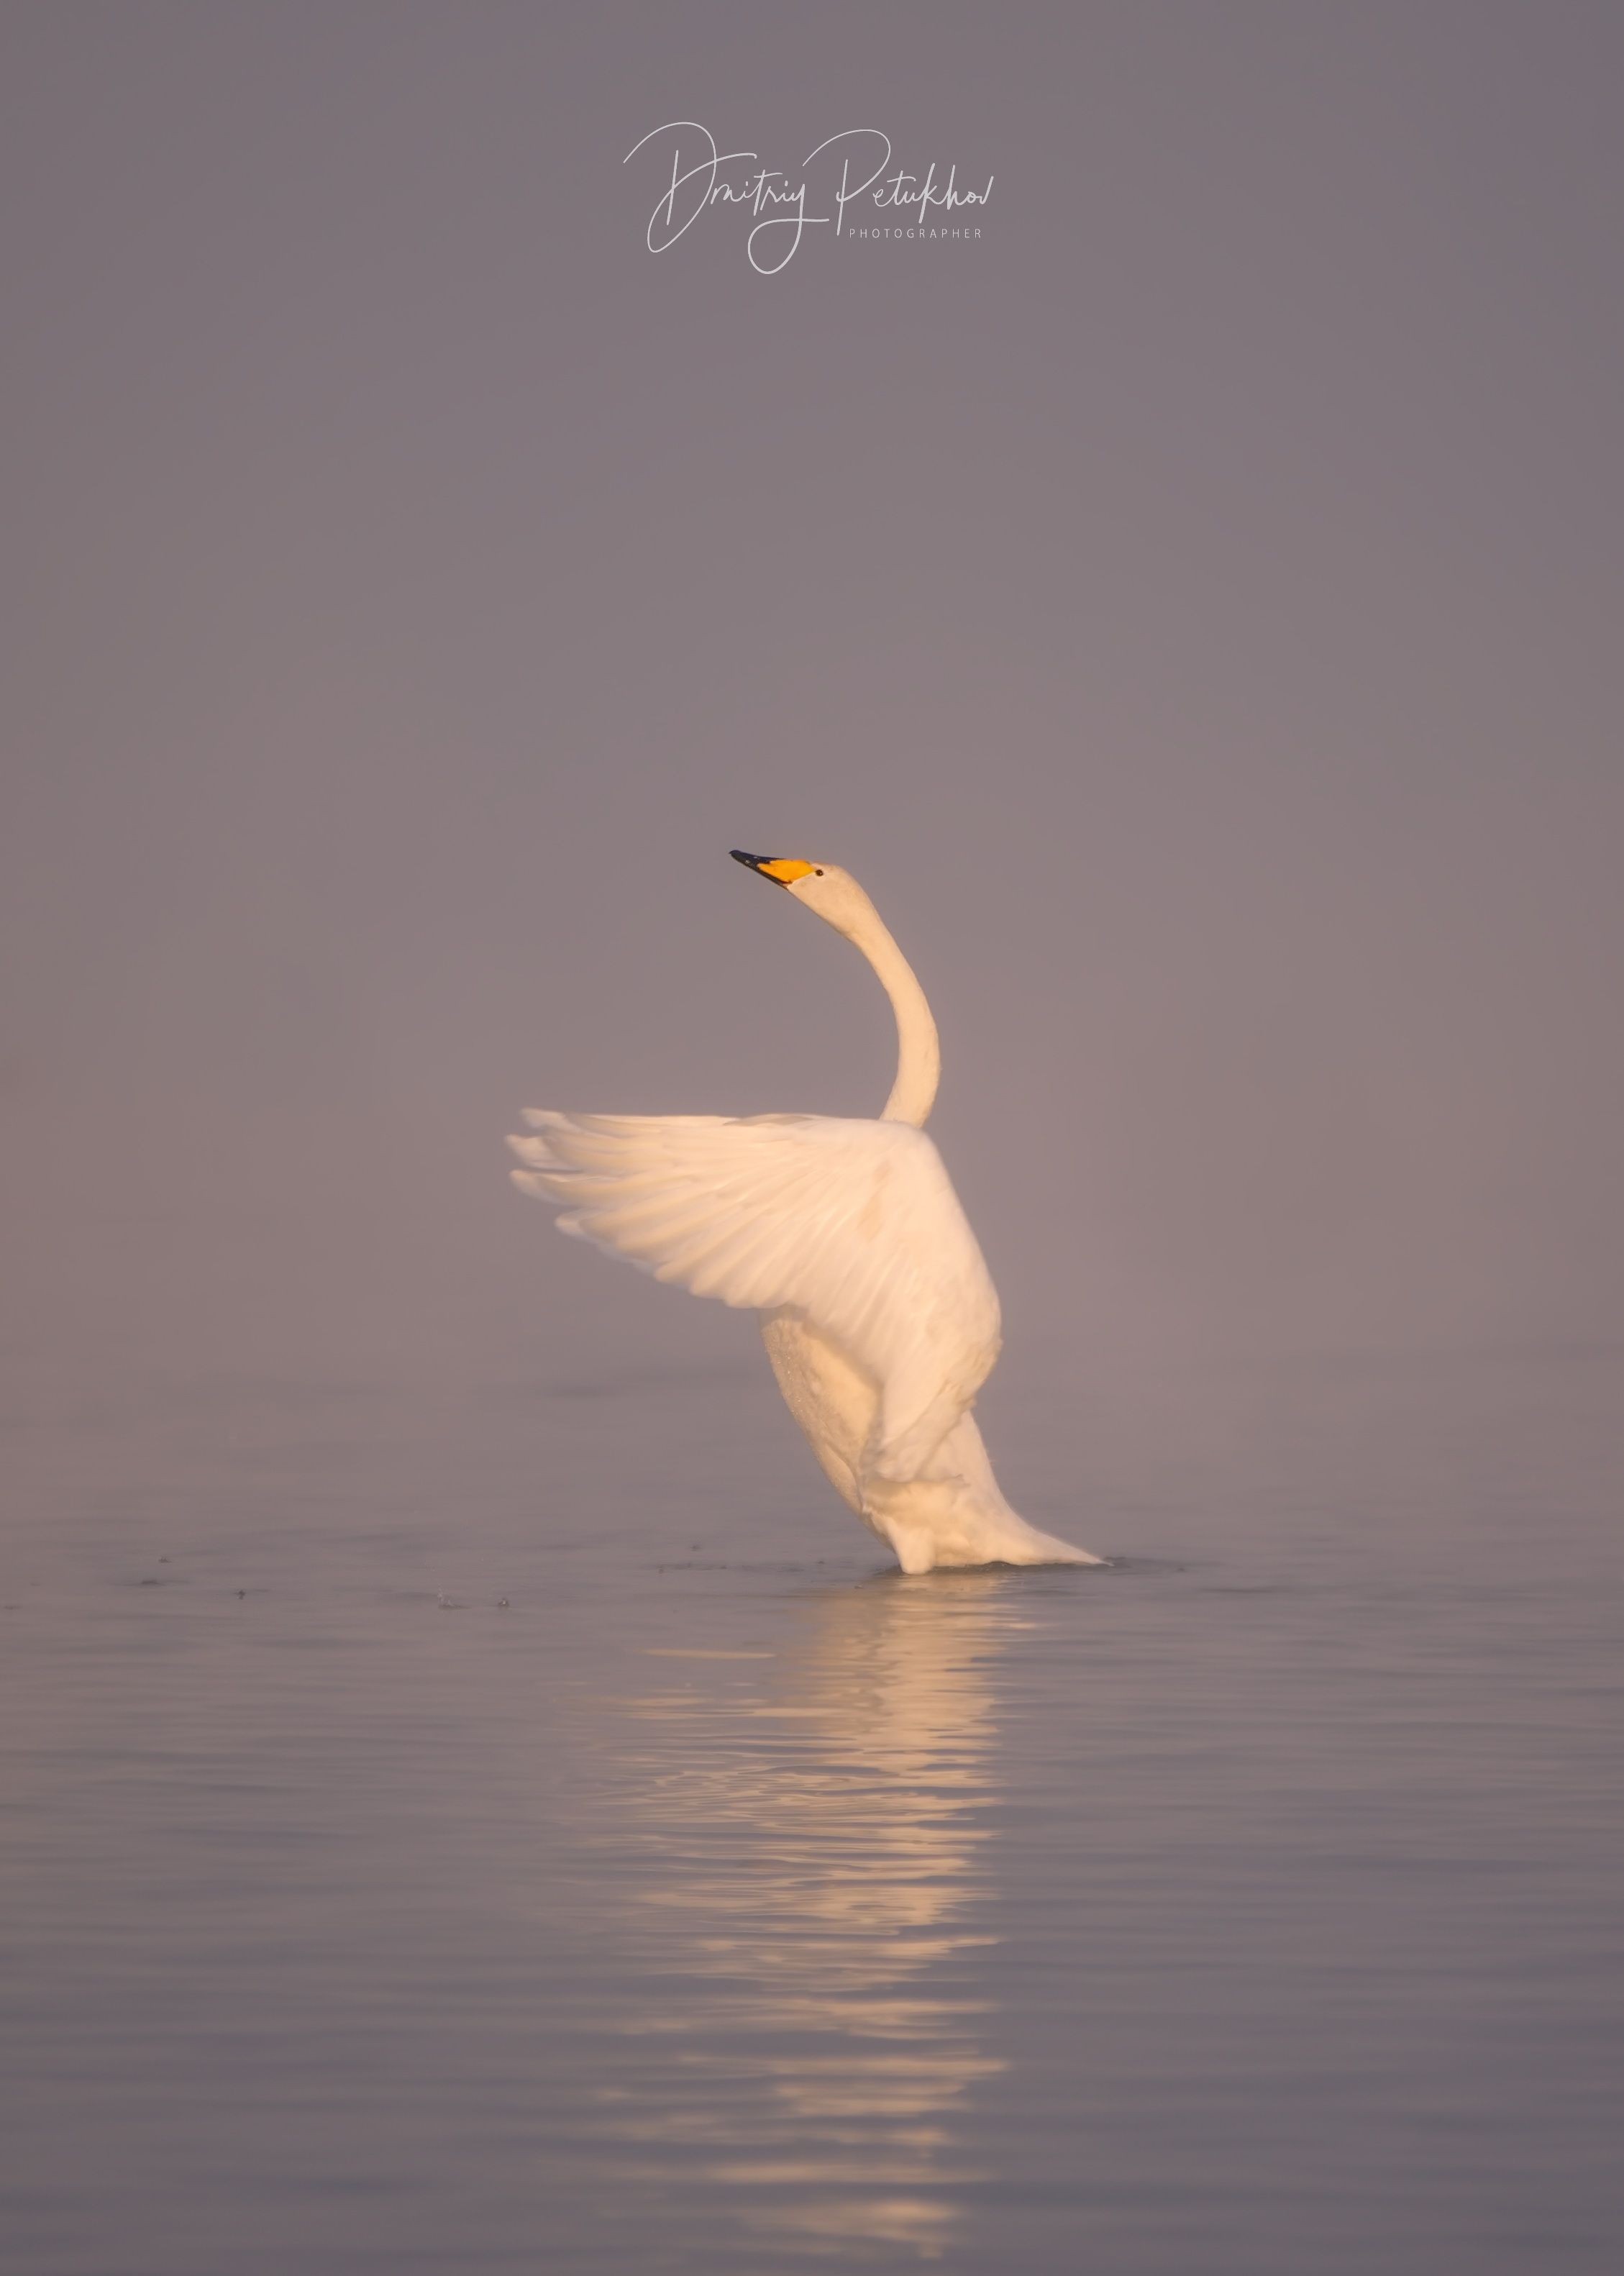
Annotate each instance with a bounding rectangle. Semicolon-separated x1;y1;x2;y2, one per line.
4;1;1620;1401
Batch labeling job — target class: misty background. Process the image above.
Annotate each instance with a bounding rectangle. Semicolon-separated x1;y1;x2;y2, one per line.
4;0;1621;1424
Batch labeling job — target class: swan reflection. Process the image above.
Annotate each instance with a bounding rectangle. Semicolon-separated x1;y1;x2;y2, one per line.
603;1570;1026;2259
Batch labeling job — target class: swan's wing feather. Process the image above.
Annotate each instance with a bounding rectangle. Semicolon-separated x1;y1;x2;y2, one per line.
508;1111;1001;1467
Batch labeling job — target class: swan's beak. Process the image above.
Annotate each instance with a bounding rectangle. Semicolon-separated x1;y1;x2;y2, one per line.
731;850;815;886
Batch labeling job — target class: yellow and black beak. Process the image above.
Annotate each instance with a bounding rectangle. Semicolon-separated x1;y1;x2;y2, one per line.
731;850;816;886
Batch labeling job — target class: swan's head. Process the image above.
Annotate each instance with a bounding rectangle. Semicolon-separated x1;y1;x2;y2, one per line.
730;850;877;940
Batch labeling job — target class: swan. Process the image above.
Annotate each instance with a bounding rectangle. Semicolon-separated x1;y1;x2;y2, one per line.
508;852;1100;1573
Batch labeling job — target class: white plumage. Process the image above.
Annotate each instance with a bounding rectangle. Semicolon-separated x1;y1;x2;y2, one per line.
508;853;1099;1572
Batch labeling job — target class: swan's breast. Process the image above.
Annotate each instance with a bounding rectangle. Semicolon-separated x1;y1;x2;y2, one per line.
758;1309;881;1522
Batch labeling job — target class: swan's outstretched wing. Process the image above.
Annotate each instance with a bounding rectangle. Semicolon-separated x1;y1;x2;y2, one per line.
508;1111;1000;1475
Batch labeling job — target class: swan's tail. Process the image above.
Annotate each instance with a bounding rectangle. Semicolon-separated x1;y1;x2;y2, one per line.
865;1472;1105;1574
982;1511;1105;1569
862;1412;1104;1572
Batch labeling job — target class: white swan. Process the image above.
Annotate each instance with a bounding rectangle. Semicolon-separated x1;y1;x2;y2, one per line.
508;852;1100;1573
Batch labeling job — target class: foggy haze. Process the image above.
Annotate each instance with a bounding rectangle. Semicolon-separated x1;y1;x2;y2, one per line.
4;1;1621;1409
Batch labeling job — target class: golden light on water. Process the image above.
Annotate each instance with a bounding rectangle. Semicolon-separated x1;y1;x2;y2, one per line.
602;1574;1029;2255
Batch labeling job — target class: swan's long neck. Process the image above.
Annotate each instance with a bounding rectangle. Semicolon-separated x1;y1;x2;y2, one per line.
849;908;940;1126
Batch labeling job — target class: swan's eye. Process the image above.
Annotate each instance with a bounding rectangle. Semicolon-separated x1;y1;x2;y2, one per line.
815;868;824;875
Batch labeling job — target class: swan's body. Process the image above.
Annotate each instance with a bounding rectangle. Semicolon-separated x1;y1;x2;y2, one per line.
508;854;1099;1572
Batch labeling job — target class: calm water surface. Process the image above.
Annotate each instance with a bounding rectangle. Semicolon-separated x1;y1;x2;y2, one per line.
4;1350;1621;2272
